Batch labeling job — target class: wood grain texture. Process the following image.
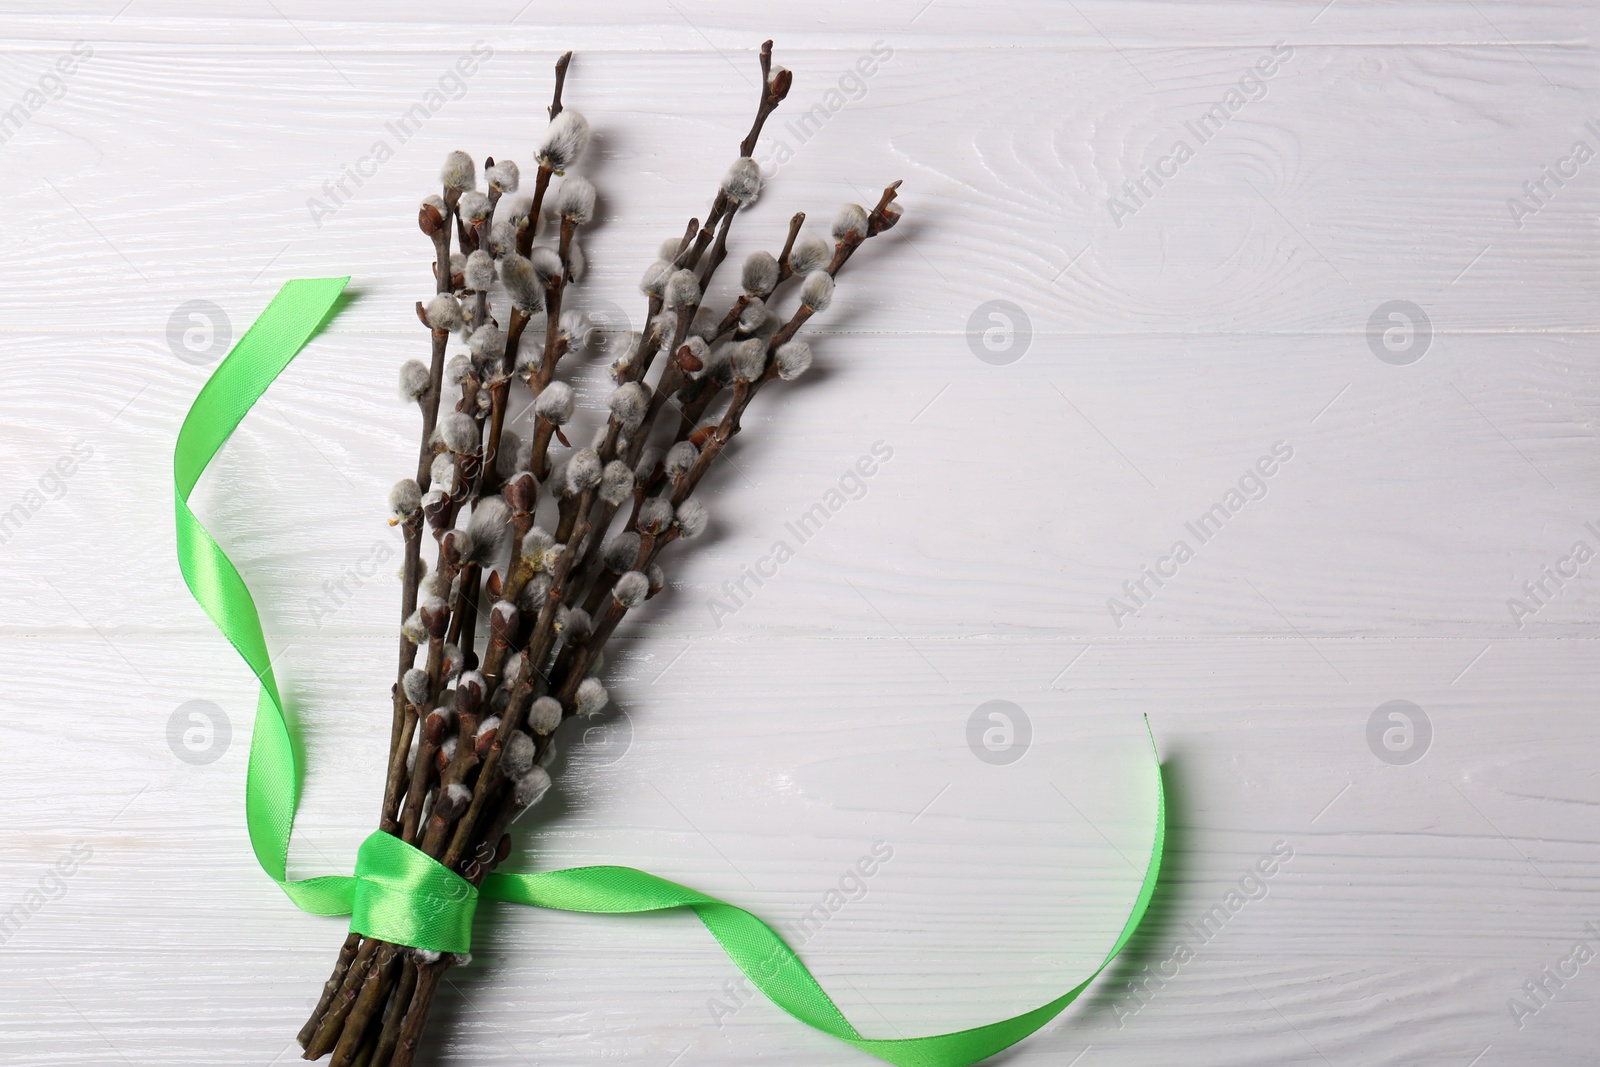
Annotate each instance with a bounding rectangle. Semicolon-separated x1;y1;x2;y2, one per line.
1;2;1597;1065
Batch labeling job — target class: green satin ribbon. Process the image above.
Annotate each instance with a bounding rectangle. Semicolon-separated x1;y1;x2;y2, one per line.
176;277;1166;1067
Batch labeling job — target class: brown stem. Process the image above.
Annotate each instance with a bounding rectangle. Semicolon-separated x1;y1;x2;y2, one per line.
371;958;417;1067
387;962;444;1067
777;210;805;280
330;947;399;1067
299;932;361;1048
548;50;572;120
738;40;792;158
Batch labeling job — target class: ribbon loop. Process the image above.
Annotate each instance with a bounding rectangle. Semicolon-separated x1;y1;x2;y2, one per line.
351;831;479;954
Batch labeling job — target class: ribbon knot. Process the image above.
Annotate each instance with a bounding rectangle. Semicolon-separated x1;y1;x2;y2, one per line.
350;831;479;955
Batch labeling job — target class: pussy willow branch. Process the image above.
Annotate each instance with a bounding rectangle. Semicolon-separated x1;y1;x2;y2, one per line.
299;41;902;1067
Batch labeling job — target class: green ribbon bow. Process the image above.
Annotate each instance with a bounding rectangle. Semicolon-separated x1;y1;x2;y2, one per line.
175;277;1166;1067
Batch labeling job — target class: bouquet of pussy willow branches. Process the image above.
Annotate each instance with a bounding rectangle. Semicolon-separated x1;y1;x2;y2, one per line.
295;44;902;1065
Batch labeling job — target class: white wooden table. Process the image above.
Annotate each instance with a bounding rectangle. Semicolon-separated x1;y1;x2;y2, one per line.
2;2;1596;1064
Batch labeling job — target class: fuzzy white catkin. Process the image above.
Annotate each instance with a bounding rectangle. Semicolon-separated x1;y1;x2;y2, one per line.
401;609;425;643
568;240;585;282
832;203;869;241
737;299;766;333
535;380;575;424
603;532;640;573
441;150;474;191
659;237;684;261
489;221;516;257
529;696;563;735
633;446;662;480
675;498;709;539
558;309;587;349
496;430;521;479
598;460;634;506
521;525;554;564
389;478;422;520
789;236;831;276
528;246;563;286
422;193;446;216
575;678;609;717
430;453;457;494
663;269;701;310
503;731;536;778
398;360;430;402
514;766;552;809
425;294;463;331
449;252;467;280
636;497;673;535
558;606;591;638
609;382;648;430
438;411;480;454
639;259;672;298
402;671;430;710
664;440;699;476
721;157;763;205
752;311;780;340
458;191;491;223
537;109;589;171
774;340;813;381
553;175;596;223
502;650;524;684
518;574;553;612
690;306;720;341
801;271;835;312
499;253;544;313
466;497;512;560
614;571;649;607
649;310;676;341
486;159;520;194
423;568;450;600
647;564;665;594
742;251;779;296
469;324;506;363
731;338;767;382
445;355;473;388
465;250;495;290
567;448;602;492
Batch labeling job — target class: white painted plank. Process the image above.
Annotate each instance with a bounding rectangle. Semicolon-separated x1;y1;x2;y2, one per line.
2;2;1598;1065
